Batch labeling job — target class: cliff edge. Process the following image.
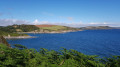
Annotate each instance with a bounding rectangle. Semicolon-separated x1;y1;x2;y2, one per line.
0;36;10;47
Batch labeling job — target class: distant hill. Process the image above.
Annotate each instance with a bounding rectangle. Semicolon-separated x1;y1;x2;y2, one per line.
113;27;120;29
12;24;39;32
0;24;81;36
79;26;114;30
35;24;80;32
10;24;80;32
0;24;38;36
1;24;117;36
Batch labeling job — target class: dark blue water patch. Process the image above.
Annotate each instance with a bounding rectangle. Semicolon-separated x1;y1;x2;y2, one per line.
7;29;120;57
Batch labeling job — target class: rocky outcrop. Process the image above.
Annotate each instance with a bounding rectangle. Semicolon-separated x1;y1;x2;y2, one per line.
0;36;10;47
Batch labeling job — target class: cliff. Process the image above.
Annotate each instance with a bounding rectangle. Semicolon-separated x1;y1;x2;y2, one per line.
0;36;10;47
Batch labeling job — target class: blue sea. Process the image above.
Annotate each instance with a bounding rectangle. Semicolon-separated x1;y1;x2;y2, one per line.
7;29;120;57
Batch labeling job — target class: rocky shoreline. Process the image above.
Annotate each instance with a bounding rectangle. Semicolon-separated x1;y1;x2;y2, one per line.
4;36;36;39
22;30;82;34
3;30;82;39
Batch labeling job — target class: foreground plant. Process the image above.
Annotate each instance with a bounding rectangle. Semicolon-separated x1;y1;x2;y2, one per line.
0;44;120;67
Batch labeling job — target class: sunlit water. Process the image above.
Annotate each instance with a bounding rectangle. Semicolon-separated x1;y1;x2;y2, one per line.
7;29;120;57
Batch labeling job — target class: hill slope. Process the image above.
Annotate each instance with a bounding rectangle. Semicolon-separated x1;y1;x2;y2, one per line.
35;25;80;33
79;26;114;30
0;24;81;36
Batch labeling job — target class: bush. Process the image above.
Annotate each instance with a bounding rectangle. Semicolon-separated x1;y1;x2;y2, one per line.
0;44;120;67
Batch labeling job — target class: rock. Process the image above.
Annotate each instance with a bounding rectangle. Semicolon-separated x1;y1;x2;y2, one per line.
0;36;10;47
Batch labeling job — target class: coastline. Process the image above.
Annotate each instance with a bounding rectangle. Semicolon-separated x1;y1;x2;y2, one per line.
3;29;115;39
4;36;36;39
3;30;82;39
21;30;82;34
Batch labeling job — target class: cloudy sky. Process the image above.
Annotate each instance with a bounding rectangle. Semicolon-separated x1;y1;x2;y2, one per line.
0;0;120;27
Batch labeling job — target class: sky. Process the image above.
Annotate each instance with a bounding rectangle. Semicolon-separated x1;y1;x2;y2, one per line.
0;0;120;27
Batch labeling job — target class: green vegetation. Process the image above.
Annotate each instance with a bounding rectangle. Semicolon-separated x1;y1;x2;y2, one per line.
0;44;120;67
0;30;28;36
39;25;78;31
0;24;80;36
0;24;39;36
39;25;67;31
12;24;39;32
0;24;79;36
13;44;27;49
37;25;80;33
0;36;10;47
79;26;113;30
0;26;19;36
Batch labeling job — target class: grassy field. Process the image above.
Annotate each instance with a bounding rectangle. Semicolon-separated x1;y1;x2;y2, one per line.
39;26;69;31
35;25;79;31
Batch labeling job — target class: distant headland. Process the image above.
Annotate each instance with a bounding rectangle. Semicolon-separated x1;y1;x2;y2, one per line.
0;24;118;39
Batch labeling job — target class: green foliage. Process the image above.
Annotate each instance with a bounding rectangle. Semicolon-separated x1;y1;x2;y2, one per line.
0;24;38;36
39;25;79;31
13;44;27;49
14;24;39;32
0;30;28;36
0;44;120;67
39;26;67;31
0;26;16;33
0;24;39;32
0;24;79;36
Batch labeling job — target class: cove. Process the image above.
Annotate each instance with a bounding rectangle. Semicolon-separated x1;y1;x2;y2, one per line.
7;29;120;57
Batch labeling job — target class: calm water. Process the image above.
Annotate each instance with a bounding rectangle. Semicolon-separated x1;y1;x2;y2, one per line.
7;29;120;57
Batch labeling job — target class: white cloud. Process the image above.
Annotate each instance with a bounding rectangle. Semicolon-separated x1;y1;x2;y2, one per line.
0;19;30;26
33;19;49;25
0;19;119;27
33;19;39;25
32;19;118;27
89;22;108;25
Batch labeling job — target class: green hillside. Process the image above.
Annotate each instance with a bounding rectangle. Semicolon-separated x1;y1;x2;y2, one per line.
79;26;113;30
0;24;80;36
38;25;79;31
0;25;37;36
